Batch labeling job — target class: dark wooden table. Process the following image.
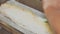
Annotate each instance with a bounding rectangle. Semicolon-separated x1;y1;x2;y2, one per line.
16;0;43;11
0;21;24;34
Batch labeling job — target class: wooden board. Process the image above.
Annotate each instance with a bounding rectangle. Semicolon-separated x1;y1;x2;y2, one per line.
16;0;43;11
0;21;24;34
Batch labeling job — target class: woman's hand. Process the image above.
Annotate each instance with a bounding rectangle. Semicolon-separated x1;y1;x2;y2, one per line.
43;0;60;34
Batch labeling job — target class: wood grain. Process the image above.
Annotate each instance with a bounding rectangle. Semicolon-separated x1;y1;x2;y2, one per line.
16;0;43;11
0;21;24;34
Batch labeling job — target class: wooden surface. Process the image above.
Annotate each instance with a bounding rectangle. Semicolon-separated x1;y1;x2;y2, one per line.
16;0;43;11
0;26;11;34
0;21;24;34
0;0;8;5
